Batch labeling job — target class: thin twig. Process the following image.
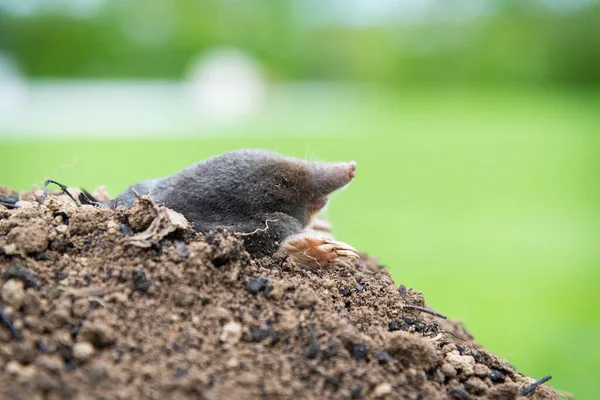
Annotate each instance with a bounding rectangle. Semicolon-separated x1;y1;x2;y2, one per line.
70;286;108;298
237;219;279;236
131;187;142;200
520;375;552;396
41;180;80;207
78;189;106;207
442;330;471;344
403;304;447;319
37;156;80;188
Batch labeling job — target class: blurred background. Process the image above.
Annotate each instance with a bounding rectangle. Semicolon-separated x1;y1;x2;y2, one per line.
0;0;598;397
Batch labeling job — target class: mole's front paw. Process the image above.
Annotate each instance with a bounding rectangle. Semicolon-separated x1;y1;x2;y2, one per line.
279;233;359;268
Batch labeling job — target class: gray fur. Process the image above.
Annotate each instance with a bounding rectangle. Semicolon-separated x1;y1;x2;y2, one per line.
112;149;353;256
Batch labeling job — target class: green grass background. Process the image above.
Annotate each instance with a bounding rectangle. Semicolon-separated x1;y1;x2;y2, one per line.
1;87;598;398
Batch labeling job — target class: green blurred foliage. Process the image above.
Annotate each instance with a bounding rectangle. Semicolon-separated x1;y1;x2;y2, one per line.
1;0;600;86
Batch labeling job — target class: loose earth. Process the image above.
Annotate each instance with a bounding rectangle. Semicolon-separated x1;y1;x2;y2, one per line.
0;187;558;399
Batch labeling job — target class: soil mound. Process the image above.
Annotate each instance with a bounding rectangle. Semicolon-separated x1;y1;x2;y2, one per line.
0;188;558;399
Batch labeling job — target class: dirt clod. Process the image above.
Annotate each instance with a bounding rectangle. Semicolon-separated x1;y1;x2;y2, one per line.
474;363;491;378
220;321;243;345
0;187;560;399
2;279;25;308
446;350;476;377
7;218;50;254
464;376;488;395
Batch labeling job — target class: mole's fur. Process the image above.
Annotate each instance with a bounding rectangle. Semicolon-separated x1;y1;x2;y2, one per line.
111;149;356;256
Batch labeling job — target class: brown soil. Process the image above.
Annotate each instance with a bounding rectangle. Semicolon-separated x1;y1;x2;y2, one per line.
0;188;558;400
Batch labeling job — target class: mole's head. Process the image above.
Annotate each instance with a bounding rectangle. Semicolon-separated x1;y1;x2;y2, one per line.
211;149;356;225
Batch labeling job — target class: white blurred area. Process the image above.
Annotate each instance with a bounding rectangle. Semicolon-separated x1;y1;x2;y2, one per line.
187;49;267;124
1;0;595;139
0;53;28;129
0;48;369;139
0;48;271;138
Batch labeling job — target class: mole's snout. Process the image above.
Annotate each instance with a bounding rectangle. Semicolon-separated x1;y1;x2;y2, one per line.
337;161;357;185
348;161;357;179
308;160;357;197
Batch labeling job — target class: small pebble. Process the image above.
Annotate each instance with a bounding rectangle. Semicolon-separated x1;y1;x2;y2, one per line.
73;342;95;362
373;383;392;398
220;322;242;344
2;279;25;308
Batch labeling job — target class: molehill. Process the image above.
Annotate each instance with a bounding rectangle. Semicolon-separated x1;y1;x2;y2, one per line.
0;187;558;399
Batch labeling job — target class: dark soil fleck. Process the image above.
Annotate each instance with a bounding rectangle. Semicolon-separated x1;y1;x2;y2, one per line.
339;286;351;297
3;265;39;289
376;351;393;364
119;223;133;237
132;269;151;292
389;319;402;331
347;340;368;361
490;369;506;383
246;277;269;295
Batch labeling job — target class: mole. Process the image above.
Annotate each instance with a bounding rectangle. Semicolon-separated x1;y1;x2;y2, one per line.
111;149;359;268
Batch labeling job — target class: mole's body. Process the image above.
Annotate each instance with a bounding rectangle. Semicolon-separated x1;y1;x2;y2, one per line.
112;149;358;266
